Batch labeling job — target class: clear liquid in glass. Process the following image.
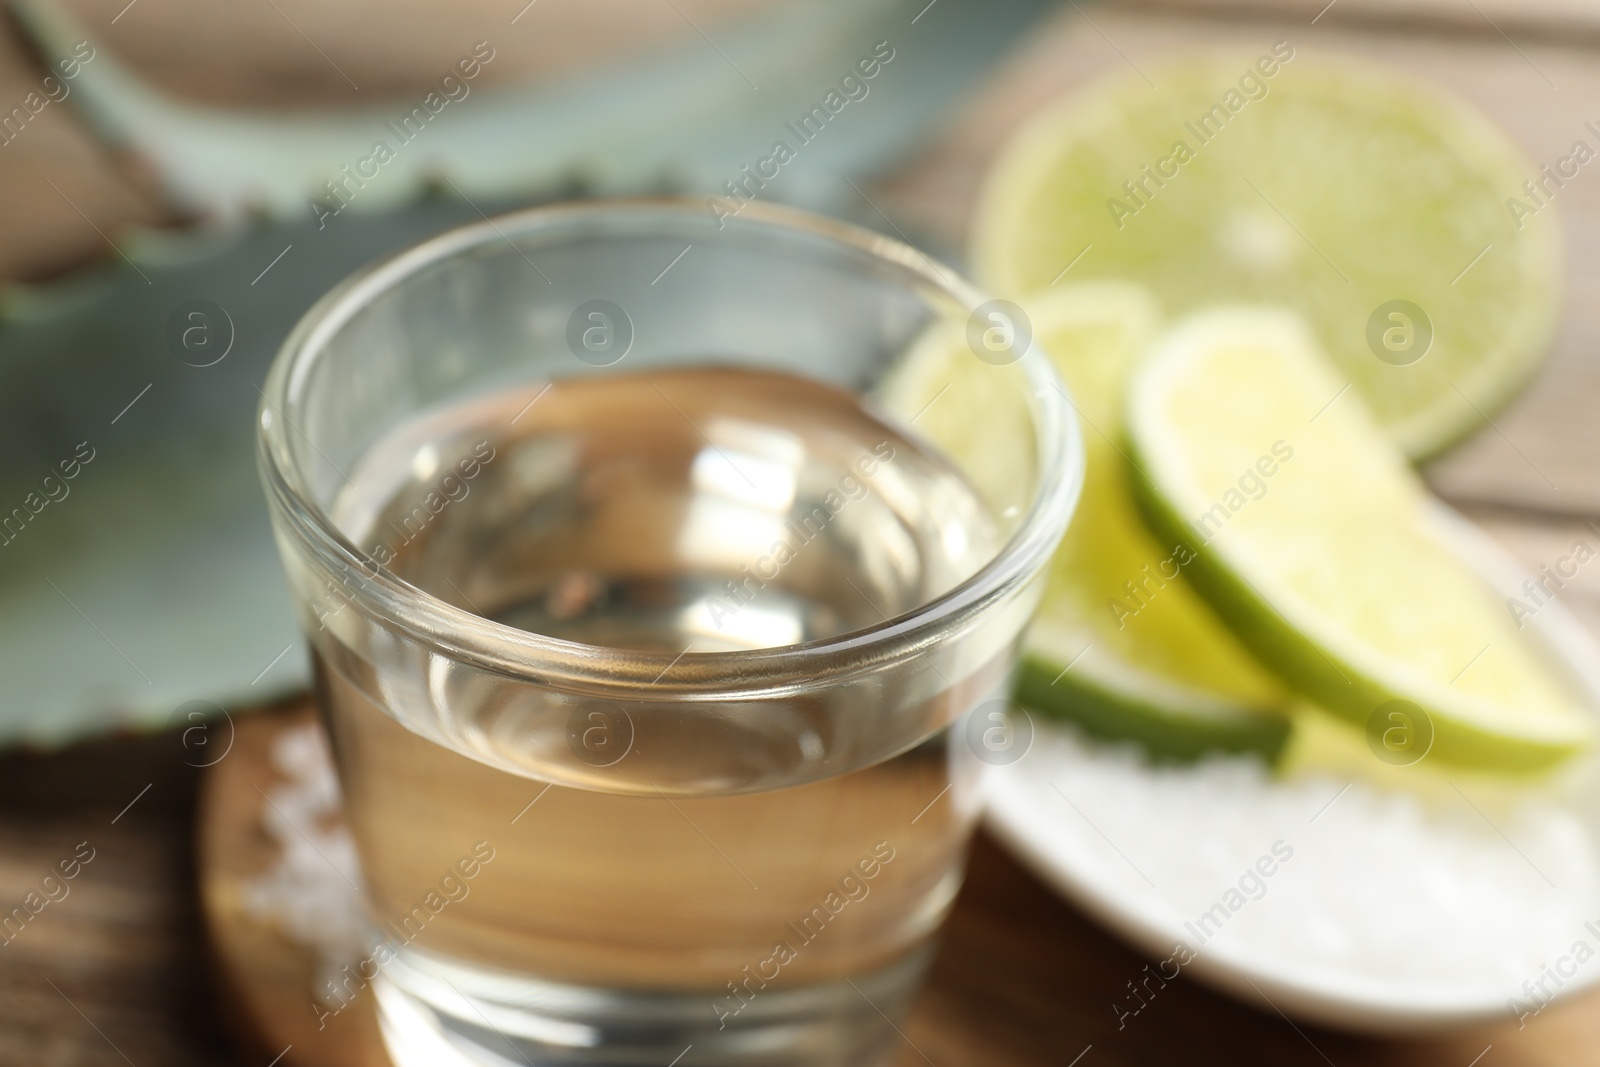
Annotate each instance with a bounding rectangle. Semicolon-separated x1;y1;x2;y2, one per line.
318;367;1003;1066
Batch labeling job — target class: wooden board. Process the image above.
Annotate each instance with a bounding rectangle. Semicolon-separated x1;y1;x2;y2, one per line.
8;693;1600;1067
1125;0;1600;43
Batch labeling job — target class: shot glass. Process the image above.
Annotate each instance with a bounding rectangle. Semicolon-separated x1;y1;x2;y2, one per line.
257;199;1080;1066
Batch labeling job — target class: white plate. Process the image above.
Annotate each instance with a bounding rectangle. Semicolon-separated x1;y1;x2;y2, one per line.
983;505;1600;1033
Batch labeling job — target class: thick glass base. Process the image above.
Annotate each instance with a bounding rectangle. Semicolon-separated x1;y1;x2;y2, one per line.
375;944;931;1067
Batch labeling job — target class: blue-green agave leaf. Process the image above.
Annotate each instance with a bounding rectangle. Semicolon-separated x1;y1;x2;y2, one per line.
0;0;1053;747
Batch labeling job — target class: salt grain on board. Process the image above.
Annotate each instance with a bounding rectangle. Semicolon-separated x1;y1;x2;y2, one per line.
239;722;369;1001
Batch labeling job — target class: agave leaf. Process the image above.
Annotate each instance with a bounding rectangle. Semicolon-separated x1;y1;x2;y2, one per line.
0;0;1055;748
9;0;1052;223
0;200;497;747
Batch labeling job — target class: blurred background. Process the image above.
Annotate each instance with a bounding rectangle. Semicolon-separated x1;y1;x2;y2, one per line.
2;0;1599;1063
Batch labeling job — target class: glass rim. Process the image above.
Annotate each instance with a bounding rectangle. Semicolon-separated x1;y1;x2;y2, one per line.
257;197;1083;695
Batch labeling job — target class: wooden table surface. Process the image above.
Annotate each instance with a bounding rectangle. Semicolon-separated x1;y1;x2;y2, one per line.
5;1;1600;1064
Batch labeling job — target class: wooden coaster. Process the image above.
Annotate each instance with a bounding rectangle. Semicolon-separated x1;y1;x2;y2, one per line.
197;700;389;1067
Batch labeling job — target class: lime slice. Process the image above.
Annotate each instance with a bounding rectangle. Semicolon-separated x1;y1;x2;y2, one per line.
882;284;1291;761
974;54;1561;459
1126;307;1592;772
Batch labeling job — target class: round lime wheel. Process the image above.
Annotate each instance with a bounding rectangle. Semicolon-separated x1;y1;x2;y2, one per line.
975;53;1562;459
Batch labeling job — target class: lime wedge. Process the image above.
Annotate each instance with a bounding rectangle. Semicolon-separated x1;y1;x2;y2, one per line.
1126;307;1591;772
974;54;1561;459
882;285;1291;761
